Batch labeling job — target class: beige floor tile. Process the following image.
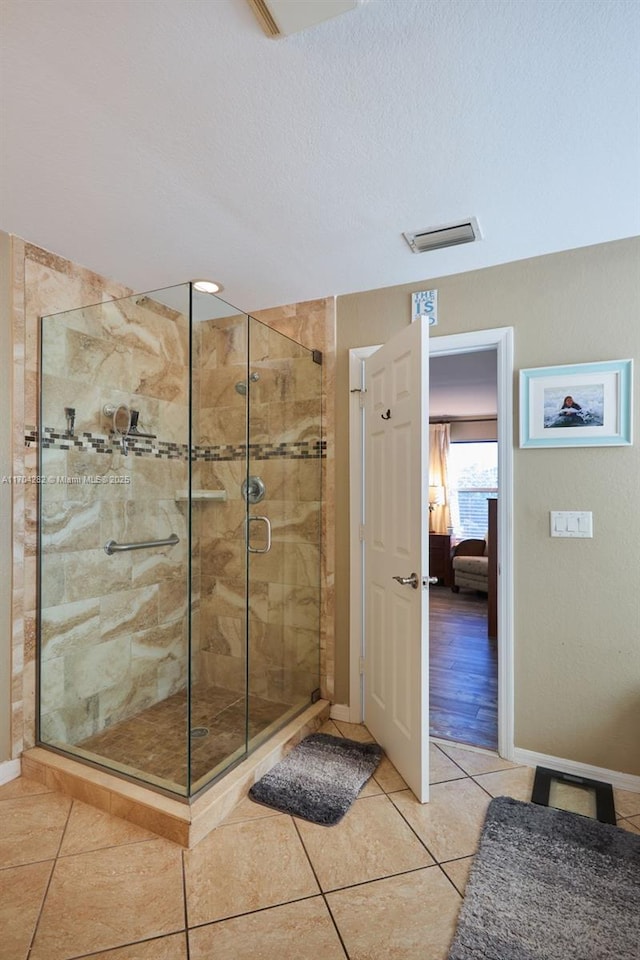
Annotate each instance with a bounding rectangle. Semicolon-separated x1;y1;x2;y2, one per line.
359;775;385;797
429;744;466;784
59;799;158;857
618;817;640;835
436;742;519;776
440;856;474;895
614;788;640;819
317;719;343;737
0;860;54;960
373;755;408;793
327;866;461;960
332;720;376;743
474;765;535;802
30;838;185;960
295;794;433;891
185;814;319;926
222;794;283;824
189;897;345;960
0;792;71;868
86;932;188;959
0;776;52;800
391;779;491;862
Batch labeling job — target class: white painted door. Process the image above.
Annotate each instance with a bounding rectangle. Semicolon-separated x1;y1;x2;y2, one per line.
363;318;429;802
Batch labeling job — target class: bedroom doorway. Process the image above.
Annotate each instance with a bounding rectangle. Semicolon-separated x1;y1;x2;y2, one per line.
428;352;499;750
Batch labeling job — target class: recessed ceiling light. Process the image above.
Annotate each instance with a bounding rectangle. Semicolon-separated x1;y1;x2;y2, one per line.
193;279;222;294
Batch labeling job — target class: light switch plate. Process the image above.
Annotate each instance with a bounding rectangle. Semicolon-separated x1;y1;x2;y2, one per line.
550;511;593;538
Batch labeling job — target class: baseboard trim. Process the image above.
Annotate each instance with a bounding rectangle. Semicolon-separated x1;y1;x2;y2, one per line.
0;758;21;786
512;748;640;794
329;703;352;723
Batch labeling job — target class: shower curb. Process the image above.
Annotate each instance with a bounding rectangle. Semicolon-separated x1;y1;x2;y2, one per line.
21;700;330;847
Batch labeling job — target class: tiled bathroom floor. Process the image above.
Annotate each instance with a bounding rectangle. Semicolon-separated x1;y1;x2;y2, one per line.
78;684;293;789
3;720;640;960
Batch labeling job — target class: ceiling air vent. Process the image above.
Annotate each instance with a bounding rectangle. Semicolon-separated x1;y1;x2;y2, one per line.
403;218;481;254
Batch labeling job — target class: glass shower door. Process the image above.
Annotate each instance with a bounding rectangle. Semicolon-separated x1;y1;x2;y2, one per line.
245;317;322;747
188;290;250;793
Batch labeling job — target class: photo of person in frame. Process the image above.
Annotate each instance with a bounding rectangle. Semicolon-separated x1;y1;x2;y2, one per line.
559;395;582;416
543;384;604;428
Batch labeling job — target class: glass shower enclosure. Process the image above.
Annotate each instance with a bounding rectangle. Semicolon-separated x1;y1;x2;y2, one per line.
38;284;322;798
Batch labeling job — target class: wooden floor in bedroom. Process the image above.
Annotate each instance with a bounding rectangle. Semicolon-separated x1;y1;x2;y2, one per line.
429;584;498;751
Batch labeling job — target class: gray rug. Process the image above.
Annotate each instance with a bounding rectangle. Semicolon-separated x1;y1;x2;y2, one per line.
249;732;384;825
448;795;640;960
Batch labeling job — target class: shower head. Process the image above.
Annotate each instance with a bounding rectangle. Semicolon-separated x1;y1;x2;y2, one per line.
235;372;260;395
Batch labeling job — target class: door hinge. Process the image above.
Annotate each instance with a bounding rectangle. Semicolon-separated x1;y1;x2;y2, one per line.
359;523;365;542
359;656;365;674
312;349;323;365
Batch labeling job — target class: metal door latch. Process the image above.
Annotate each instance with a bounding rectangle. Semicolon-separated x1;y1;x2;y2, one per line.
393;573;418;589
393;573;439;589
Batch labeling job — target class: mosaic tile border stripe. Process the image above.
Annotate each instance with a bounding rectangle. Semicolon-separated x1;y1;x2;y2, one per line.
25;428;326;461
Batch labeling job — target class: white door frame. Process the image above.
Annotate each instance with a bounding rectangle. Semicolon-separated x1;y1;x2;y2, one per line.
349;326;515;760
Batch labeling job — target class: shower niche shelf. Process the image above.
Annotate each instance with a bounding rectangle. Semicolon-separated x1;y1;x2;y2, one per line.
174;489;227;501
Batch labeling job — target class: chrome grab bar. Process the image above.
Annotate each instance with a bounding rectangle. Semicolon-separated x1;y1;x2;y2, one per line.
104;533;179;556
247;515;272;554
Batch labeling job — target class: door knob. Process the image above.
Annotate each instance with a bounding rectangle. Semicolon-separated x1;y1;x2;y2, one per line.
393;573;419;589
426;576;438;585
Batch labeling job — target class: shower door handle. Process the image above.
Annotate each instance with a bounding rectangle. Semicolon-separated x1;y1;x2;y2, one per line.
247;515;272;554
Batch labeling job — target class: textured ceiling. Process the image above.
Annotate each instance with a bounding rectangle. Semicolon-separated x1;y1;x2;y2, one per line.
1;0;639;312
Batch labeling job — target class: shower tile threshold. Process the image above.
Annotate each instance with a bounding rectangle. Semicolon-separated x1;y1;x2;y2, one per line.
21;699;329;848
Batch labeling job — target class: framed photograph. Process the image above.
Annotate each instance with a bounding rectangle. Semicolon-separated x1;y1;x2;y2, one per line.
519;359;633;448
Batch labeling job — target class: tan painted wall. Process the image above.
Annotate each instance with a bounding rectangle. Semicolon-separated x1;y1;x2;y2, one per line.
335;237;640;776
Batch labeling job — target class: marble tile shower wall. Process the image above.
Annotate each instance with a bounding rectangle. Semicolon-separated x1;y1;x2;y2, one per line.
8;236;337;760
13;242;134;757
38;296;191;745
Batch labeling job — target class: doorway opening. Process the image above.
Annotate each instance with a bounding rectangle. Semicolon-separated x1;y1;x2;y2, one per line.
348;327;514;763
429;352;498;751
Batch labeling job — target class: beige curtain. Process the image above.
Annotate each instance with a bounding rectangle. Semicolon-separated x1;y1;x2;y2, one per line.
429;423;451;534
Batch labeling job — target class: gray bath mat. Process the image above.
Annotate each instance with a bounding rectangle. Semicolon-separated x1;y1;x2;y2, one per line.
448;795;640;959
249;732;384;825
